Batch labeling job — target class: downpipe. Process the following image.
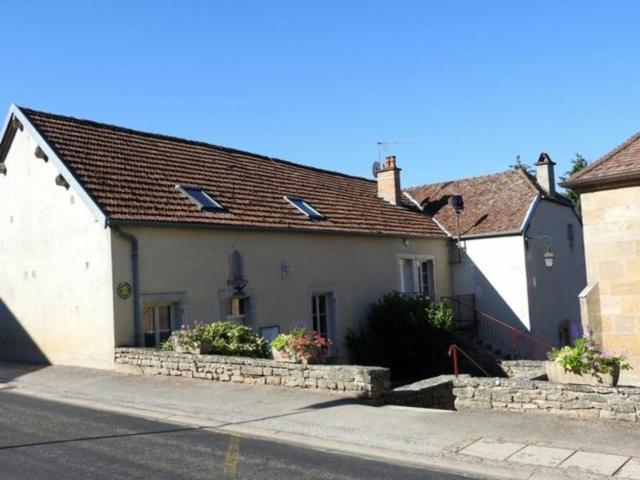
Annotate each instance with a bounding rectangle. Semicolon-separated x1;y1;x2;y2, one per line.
112;226;141;346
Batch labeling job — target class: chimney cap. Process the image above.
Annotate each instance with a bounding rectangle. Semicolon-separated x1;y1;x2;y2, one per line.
383;155;398;169
536;152;556;166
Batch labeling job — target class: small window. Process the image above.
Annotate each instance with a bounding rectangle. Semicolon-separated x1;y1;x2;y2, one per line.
399;257;436;299
285;196;324;220
178;185;224;212
567;223;574;250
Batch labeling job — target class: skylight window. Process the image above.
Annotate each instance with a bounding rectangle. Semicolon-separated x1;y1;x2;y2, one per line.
285;196;325;220
178;185;224;212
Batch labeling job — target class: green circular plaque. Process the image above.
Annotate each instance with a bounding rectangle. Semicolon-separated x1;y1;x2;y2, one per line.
117;282;132;300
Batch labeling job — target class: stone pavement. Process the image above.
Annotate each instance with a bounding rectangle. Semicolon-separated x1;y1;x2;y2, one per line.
456;438;640;478
1;362;639;480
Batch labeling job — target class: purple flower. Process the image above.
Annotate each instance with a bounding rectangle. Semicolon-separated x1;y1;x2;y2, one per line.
569;323;584;342
581;357;589;364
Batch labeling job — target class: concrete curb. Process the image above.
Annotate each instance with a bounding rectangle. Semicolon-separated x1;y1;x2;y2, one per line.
3;383;590;480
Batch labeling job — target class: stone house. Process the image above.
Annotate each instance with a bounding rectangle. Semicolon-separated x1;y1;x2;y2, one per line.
0;105;449;368
563;132;640;378
406;158;586;351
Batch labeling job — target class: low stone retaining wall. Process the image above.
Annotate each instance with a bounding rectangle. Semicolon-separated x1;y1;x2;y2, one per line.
388;375;461;410
453;376;640;422
499;360;546;380
114;348;390;399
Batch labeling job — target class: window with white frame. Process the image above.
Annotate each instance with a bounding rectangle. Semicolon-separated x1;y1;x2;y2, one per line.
399;256;436;298
143;303;175;347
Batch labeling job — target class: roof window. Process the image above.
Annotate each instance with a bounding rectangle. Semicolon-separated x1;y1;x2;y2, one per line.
178;185;224;212
284;196;324;220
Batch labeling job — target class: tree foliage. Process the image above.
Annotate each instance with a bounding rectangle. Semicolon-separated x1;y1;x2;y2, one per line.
560;154;589;213
509;155;535;175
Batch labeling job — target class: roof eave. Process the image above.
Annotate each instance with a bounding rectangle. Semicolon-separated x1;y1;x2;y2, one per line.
561;171;640;193
106;218;446;240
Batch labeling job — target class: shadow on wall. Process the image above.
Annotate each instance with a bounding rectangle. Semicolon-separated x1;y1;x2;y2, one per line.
0;298;50;380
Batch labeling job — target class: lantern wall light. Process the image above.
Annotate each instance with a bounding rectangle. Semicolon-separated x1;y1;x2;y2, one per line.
524;234;555;270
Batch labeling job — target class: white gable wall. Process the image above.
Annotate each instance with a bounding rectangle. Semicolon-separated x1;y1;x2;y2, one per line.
452;235;531;331
0;127;115;368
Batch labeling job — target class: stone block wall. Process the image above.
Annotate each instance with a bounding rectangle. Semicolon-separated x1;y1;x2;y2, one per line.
388;375;459;410
114;348;390;399
453;376;640;422
580;187;640;376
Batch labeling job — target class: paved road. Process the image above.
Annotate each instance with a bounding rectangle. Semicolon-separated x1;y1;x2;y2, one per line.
0;390;475;480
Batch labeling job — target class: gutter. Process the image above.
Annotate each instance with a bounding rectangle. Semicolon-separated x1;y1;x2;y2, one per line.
112;226;141;347
561;169;640;193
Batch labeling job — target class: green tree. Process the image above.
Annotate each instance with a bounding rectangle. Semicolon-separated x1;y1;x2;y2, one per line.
510;155;535;175
560;154;588;213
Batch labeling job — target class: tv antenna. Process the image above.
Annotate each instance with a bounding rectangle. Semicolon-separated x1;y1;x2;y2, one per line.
376;140;414;162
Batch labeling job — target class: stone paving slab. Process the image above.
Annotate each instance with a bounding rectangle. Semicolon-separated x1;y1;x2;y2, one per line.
560;451;630;476
508;445;575;468
458;438;525;461
618;458;640;480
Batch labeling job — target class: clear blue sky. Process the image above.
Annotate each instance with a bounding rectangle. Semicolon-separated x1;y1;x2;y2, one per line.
2;1;639;188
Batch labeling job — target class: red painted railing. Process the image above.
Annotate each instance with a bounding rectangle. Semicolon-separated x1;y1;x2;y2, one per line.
448;344;491;377
443;295;554;360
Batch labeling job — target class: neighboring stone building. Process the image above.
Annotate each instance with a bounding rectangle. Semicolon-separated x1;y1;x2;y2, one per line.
563;132;640;378
406;157;586;352
0;105;449;368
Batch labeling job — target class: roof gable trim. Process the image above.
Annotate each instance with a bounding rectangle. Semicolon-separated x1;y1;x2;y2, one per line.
0;105;107;226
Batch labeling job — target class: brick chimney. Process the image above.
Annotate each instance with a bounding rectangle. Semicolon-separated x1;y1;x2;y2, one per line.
535;152;556;196
377;155;402;205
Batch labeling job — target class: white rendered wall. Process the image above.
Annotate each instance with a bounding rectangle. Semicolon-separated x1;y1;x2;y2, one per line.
452;235;530;331
0;127;115;368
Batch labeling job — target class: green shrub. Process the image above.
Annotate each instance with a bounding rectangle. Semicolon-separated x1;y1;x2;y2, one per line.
345;292;454;382
170;321;270;358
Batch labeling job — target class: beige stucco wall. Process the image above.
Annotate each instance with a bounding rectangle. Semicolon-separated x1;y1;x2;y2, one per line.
581;187;640;375
525;200;586;346
0;127;115;368
111;227;451;360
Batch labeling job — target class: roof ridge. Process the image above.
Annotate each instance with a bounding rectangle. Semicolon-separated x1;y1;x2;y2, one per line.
18;105;375;184
567;129;640;182
405;168;520;192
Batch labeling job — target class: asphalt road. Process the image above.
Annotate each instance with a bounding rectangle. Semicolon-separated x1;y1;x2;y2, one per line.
0;389;477;480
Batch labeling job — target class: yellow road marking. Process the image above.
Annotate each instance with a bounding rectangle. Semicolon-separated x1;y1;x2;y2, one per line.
222;435;240;479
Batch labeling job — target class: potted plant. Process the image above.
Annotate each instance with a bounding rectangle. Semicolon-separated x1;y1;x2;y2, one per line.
271;328;330;364
546;337;631;386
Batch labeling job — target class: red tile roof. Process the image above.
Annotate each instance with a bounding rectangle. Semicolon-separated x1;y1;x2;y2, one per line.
18;107;444;238
562;130;640;192
405;169;559;237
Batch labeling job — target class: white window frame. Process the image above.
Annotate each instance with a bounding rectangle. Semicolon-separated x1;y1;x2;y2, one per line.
308;286;337;356
397;254;437;299
139;292;186;347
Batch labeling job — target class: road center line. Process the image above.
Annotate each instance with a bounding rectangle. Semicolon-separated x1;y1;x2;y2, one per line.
222;435;240;479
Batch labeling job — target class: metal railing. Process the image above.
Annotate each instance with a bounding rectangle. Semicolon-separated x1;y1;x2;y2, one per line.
448;344;491;377
443;295;554;360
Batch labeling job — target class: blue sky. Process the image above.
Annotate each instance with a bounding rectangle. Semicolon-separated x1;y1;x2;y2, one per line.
2;1;639;188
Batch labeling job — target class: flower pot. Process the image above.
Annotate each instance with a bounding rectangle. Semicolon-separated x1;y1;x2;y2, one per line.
271;347;297;363
545;361;620;387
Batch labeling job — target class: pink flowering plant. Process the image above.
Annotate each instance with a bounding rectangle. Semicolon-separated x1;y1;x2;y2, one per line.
271;328;330;363
547;337;631;376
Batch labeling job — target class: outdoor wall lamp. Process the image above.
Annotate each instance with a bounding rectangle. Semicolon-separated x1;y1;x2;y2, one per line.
525;234;555;270
280;260;292;278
